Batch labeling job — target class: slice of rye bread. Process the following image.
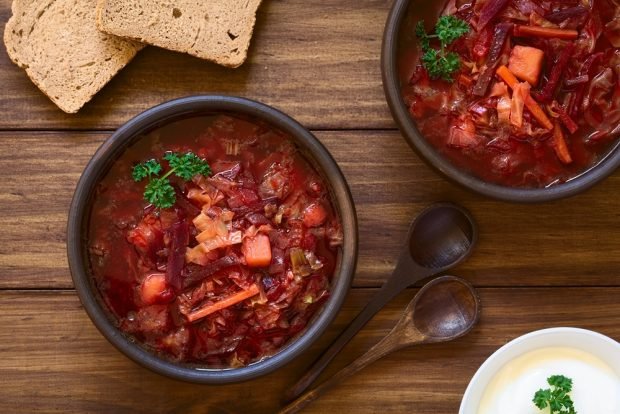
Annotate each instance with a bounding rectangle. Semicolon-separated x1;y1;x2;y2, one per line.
96;0;263;68
4;0;144;113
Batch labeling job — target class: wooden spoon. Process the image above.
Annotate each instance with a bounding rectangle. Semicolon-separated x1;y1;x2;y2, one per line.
279;275;481;414
284;202;478;402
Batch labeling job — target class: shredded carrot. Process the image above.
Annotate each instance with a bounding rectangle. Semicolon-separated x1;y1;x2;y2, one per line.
496;65;554;130
514;25;579;40
187;284;260;323
553;121;573;164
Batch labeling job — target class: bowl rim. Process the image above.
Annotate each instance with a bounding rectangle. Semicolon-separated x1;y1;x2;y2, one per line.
459;327;620;413
66;95;358;384
381;0;620;203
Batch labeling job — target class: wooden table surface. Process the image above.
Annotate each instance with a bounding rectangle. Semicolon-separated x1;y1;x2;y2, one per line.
1;1;620;413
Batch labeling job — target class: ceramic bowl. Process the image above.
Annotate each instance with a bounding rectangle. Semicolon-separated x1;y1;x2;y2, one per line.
460;327;620;413
67;95;358;383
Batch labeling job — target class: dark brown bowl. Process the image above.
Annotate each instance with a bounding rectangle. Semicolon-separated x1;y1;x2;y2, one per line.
382;0;620;203
66;95;358;383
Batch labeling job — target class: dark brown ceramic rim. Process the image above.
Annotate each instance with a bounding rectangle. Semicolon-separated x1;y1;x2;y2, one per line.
67;95;358;384
382;0;620;203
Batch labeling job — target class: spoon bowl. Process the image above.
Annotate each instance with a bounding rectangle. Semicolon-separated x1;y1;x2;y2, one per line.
409;204;476;269
412;276;480;339
280;276;481;414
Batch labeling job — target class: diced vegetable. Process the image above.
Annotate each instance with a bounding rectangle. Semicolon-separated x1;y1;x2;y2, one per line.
290;248;312;277
507;45;545;85
496;65;553;130
242;234;272;268
186;284;261;323
552;121;573;164
302;203;327;228
140;273;174;305
514;25;579;40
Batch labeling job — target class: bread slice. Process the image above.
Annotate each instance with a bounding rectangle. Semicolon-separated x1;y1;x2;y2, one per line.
96;0;262;68
3;0;144;113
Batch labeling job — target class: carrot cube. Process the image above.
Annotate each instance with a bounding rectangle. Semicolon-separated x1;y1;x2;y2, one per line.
508;45;545;86
242;234;272;268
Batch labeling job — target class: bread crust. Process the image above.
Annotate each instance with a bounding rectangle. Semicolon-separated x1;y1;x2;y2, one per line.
96;0;263;68
3;0;144;113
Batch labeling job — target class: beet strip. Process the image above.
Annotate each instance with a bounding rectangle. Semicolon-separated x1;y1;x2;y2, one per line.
550;101;579;134
473;23;513;96
476;0;511;31
536;43;575;103
182;254;241;289
570;52;604;117
166;221;190;293
545;5;588;24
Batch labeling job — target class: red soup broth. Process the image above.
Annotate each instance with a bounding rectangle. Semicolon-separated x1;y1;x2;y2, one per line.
88;114;343;367
399;0;620;188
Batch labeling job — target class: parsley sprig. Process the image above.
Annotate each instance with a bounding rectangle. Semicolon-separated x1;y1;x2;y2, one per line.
132;152;211;209
415;15;469;82
533;375;577;414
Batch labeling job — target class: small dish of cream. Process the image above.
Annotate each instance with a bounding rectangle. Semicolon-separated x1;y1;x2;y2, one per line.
460;328;620;414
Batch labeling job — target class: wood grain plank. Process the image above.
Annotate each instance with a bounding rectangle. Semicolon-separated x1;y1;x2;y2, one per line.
0;0;392;130
1;131;620;289
0;287;619;413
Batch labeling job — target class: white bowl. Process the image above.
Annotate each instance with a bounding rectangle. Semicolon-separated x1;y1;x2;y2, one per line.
460;327;620;414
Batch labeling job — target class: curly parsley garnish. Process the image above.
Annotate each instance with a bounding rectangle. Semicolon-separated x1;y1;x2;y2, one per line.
533;375;577;414
132;152;211;209
415;15;469;82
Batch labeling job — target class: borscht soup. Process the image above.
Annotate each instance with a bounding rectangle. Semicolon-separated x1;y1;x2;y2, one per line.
87;114;343;368
400;0;620;188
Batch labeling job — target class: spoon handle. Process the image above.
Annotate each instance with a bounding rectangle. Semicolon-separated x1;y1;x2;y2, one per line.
279;329;408;414
283;264;413;403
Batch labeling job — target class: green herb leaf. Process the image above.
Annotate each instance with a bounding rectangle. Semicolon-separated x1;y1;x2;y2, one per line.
548;375;573;392
133;151;211;209
415;21;430;52
435;15;470;46
532;375;577;414
533;389;553;410
416;16;469;82
132;159;162;182
144;178;176;209
164;152;212;181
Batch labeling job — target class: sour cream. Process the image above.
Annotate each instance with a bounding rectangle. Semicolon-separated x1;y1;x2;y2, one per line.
477;347;620;414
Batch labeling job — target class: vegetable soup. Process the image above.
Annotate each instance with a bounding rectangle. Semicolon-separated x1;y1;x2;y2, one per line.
87;114;342;368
